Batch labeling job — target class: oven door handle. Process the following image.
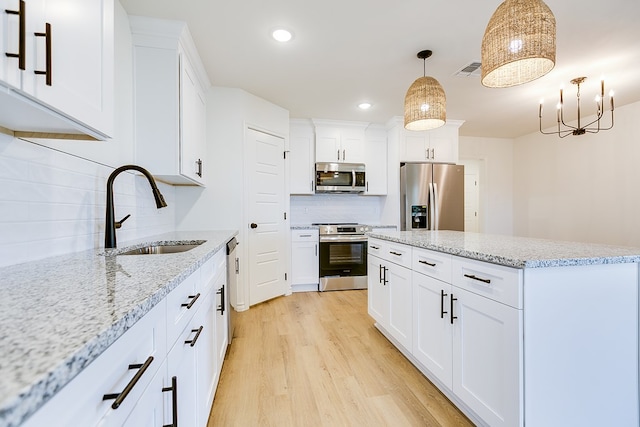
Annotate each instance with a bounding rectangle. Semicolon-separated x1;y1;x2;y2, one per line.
319;235;368;243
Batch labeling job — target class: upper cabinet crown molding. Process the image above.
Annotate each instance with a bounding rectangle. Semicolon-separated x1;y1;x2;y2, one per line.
0;0;115;140
130;16;210;186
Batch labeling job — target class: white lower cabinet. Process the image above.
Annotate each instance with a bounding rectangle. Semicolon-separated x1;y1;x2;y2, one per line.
21;249;228;427
291;229;319;291
367;253;389;326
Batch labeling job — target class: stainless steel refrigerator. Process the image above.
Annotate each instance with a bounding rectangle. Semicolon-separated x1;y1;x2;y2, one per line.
400;162;465;231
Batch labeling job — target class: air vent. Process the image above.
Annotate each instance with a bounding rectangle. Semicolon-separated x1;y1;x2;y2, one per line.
454;61;482;77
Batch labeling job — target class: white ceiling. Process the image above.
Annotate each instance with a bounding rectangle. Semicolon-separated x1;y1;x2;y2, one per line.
119;0;640;138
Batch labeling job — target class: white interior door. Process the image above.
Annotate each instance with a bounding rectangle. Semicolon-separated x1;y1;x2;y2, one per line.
247;128;286;305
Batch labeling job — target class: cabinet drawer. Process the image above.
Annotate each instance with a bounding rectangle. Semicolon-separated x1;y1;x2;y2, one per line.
22;301;167;427
413;247;452;283
368;238;386;257
166;268;201;344
292;229;319;242
385;242;412;269
452;257;523;309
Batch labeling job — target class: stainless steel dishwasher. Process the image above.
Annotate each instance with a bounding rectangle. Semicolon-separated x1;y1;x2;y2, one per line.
226;237;239;343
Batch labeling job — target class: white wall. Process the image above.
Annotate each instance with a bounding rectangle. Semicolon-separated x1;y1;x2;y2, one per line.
0;3;176;268
459;136;514;235
513;100;640;247
175;87;289;311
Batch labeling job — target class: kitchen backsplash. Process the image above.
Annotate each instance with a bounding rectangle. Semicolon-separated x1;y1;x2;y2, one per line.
290;194;383;225
0;134;175;268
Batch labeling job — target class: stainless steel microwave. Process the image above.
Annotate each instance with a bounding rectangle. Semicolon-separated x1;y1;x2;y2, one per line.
315;162;366;193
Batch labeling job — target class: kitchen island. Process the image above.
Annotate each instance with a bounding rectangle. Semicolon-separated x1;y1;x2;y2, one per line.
367;230;639;427
0;230;236;427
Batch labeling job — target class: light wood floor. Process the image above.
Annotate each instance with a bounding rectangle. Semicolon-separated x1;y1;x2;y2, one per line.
208;290;474;427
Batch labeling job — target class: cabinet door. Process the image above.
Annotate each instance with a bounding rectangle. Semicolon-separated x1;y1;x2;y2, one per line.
315;126;340;162
30;0;114;137
402;133;428;161
412;272;452;389
289;126;315;194
214;271;228;381
367;254;389;327
363;133;387;195
387;262;412;350
451;287;522;427
291;231;319;285
429;126;458;163
196;288;217;425
1;0;32;89
340;126;364;163
167;325;198;427
180;50;207;184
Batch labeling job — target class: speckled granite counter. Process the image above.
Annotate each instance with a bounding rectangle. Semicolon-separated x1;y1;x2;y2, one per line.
367;230;640;268
0;230;237;427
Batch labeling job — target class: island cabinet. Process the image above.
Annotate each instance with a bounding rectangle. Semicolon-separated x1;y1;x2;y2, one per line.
130;16;209;186
368;236;639;427
21;249;228;427
0;0;114;139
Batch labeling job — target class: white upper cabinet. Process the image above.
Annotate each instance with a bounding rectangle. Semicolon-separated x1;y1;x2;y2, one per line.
289;119;315;195
0;0;114;139
399;119;464;164
313;119;367;163
363;125;387;195
130;16;210;186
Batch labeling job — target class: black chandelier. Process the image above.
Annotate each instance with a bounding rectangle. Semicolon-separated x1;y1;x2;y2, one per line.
539;76;614;138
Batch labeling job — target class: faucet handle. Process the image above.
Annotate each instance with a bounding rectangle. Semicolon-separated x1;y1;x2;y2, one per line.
115;214;131;229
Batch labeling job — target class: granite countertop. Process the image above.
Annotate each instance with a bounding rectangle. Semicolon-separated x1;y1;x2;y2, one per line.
0;230;237;427
367;230;640;268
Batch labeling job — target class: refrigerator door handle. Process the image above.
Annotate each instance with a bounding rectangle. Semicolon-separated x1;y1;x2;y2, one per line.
428;183;436;230
432;182;439;230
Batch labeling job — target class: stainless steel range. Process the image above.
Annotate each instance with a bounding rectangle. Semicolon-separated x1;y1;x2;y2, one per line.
315;223;371;291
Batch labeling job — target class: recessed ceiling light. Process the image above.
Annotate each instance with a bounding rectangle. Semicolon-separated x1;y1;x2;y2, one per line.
272;29;293;42
358;102;372;110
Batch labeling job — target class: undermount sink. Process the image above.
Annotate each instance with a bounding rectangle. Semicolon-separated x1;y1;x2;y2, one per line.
119;241;205;255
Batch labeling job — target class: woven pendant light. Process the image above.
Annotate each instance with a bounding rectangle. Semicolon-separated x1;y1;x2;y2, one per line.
404;50;446;131
481;0;556;88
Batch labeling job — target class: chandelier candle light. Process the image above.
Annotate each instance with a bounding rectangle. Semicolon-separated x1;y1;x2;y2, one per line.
539;77;615;137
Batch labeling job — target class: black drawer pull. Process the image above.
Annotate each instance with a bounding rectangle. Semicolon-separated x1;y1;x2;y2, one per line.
440;289;448;318
370;245;380;250
181;293;201;309
103;356;154;409
419;260;436;267
34;23;52;86
162;376;178;427
464;274;491;284
389;251;402;256
185;326;204;347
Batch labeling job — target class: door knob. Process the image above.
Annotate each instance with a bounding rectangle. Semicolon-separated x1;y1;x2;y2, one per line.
250;223;258;229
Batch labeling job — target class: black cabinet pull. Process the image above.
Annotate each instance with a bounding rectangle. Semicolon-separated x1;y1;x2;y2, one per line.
103;356;154;409
379;264;384;283
419;259;437;267
5;0;26;70
34;23;52;86
185;326;203;347
383;266;389;286
450;294;458;324
217;285;225;315
162;376;178;427
195;159;203;177
440;289;448;319
370;245;380;250
464;274;491;284
181;293;201;309
389;251;402;256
